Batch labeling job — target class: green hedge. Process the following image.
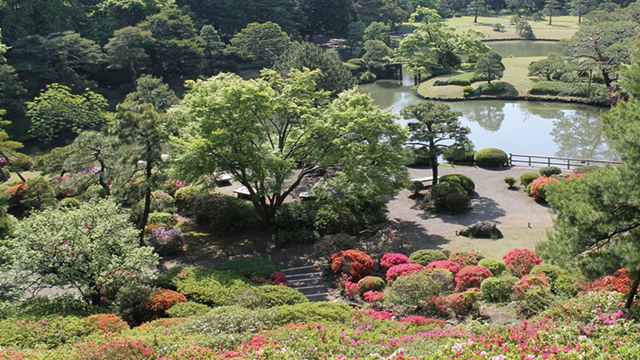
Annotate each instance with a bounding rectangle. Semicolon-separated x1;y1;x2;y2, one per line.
474;148;508;167
440;174;475;194
409;249;447;266
529;81;607;98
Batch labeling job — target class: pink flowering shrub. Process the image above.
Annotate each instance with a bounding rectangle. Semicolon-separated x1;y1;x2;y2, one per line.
503;248;542;277
512;274;551;299
386;263;424;282
331;249;374;282
343;281;361;301
422;295;449;318
454;265;493;292
74;338;156;359
425;260;462;275
530;176;560;201
448;288;480;318
380;253;410;269
448;251;478;267
363;290;386;309
269;271;287;286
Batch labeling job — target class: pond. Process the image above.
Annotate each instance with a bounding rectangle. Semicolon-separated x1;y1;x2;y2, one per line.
487;40;560;58
359;67;617;162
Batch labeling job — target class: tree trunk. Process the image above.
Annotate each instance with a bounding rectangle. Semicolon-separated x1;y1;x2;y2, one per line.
0;166;8;183
602;70;612;87
137;163;153;246
0;150;25;183
128;58;138;89
626;271;640;309
430;155;439;186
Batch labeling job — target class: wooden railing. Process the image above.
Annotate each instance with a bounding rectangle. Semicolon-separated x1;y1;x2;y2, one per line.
509;153;622;170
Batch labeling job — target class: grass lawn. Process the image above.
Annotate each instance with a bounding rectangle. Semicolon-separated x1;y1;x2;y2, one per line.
416;55;546;99
7;170;42;182
444;15;580;40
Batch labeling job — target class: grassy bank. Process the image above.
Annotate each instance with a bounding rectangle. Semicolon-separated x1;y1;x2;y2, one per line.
444;15;580;40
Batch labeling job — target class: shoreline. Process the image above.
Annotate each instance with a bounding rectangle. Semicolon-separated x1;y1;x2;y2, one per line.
413;89;610;107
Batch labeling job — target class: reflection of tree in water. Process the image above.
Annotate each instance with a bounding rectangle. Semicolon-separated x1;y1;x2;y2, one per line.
552;111;616;160
519;101;565;122
465;102;506;132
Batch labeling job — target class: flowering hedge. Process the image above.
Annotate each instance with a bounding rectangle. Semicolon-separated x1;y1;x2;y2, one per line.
380;253;410;269
145;228;184;256
583;268;633;294
448;251;478;267
512;273;551;299
330;249;374;282
142;289;188;319
386;263;424;282
84;314;129;333
530;176;560;201
425;260;462;275
503;248;542;277
454;265;493;292
74;338;156;359
448;288;480;318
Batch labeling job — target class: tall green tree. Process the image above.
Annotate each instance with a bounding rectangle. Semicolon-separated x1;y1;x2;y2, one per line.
226;22;291;67
571;0;595;24
467;0;487;23
528;52;563;80
65;130;118;196
171;69;408;223
104;26;153;88
363;22;392;47
0;0;86;43
200;25;225;76
401;101;470;185
346;21;367;56
544;0;561;25
6;200;158;306
300;0;353;40
474;50;504;84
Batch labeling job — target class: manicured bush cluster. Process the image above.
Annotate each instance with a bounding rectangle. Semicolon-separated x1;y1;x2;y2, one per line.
384;271;441;316
512;273;551;299
439;174;475;194
425;268;455;291
358;276;386;294
193;194;260;232
530;176;560;201
386;263;424;282
530;264;565;285
142;289;188;319
427;181;470;213
409;249;447;266
425;260;462;275
454;265;493;292
380;253;409;269
145;228;184;256
449;251;478;267
330;249;374;282
448;288;480;318
478;258;506;277
85;314;129;333
503;249;542;277
519;172;539;187
539;166;562;177
480;276;518;302
474;148;508;167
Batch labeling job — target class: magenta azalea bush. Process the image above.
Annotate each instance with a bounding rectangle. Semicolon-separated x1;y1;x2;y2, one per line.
448;251;478;267
145;228;184;256
380;253;410;269
503;248;543;277
425;260;462;275
454;265;493;292
386;263;424;282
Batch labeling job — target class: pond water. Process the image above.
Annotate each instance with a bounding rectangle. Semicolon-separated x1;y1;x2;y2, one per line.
359;57;617;161
487;40;560;58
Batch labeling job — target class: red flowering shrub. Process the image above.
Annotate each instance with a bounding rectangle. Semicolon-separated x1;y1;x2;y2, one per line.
142;289;187;319
512;274;551;299
400;316;447;328
363;309;395;321
385;263;424;282
448;288;480;318
448;251;478;267
503;248;542;277
85;314;129;333
380;253;409;269
330;249;374;282
422;294;449;318
363;290;386;308
343;281;361;300
582;268;633;294
530;176;560;201
454;265;493;292
425;260;462;275
74;338;156;359
269;271;287;286
566;173;585;181
358;276;386;294
4;182;26;207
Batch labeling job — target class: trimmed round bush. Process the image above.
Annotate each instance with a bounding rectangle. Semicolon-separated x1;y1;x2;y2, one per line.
331;249;374;282
145;228;184;256
503;249;542;277
539;166;562;177
174;185;205;215
519;172;539;187
380;253;409;269
480;276;515;302
442;147;476;163
386;263;424;282
142;289;187;319
530;176;561;201
449;251;478;267
409;249;447;266
573;165;600;174
553;273;578;297
358;276;386;294
166;301;212;318
448;288;480;318
384;271;441;316
454;265;493;292
440;174;475;194
428;181;470;213
425;268;454;291
252;285;308;308
474;148;508;167
478;258;506;277
85;314;129;333
530;264;565;285
425;260;462;275
512;273;551;299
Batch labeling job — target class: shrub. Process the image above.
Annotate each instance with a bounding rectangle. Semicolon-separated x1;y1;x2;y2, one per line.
166;301;211;318
504;176;516;188
6;153;33;172
142;289;187;320
250;285;308;308
439;174;475;194
512;273;551;299
22;177;57;211
442;147;475;163
81;184;106;201
517;285;553;318
51;176;78;198
330;249;374;282
503;249;542;277
147;211;175;228
363;290;386;308
74;338;156;359
358;276;386;294
573;165;600;174
480;276;517;302
425;268;454;291
384;271;441;316
193;194;260;232
173;268;252;307
4;182;25;208
519;172;539;187
447;72;474;86
477;258;506;277
530;176;560;201
174;185;205;215
425;260;462;275
0;316;92;349
212;257;280;282
84;314;129;333
448;288;480;318
386;263;424;282
360;71;377;83
474;148;508;167
449;251;478;267
145;228;184;256
553;273;579;297
427;181;469;213
380;253;409;269
269;302;353;326
114;283;156;327
313;233;356;264
409;249;447;266
422;295;449;318
59;197;83;209
493;23;505;31
582;268;632;294
463;86;475;97
454;265;493;292
408;180;425;195
482;83;506;95
539;166;562;177
272;202;317;246
530;264;565;285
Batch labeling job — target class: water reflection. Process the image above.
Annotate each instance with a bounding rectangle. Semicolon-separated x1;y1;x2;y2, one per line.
552;110;615;160
461;101;506;132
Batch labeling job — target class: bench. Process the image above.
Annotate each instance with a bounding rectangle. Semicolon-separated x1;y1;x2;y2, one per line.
214;172;233;183
299;191;316;200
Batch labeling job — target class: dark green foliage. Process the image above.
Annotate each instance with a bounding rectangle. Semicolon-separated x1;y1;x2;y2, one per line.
313;196;387;237
463;86;475;97
166;301;212;318
553;273;579;297
442;147;476;163
360;71;377;83
114;283;156;327
474;148;508;167
408;180;425;195
530;264;565;286
211;257;280;282
482;82;506;95
478;258;506;277
572;165;600;174
440;174;475;194
4;294;103;320
272;202;317;246
427;181;470;213
313;233;357;264
58;198;82;209
474;51;505;84
193;194;261;232
539;166;562;177
384;271;442;316
174;268;252;307
529;81;607;99
520;172;539;187
21;177;56;212
6;153;33;172
480;276;515;302
409;249;448;266
504;176;517;188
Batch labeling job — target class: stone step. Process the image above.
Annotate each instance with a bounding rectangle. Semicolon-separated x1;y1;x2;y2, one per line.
288;278;323;287
281;265;317;272
284;272;322;279
305;292;331;301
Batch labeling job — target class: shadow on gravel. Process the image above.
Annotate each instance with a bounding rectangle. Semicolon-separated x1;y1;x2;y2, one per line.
412;194;507;227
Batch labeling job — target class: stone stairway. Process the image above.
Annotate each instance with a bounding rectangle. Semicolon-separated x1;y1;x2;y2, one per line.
281;264;331;302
